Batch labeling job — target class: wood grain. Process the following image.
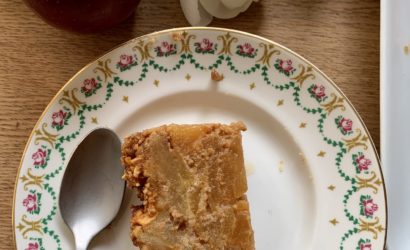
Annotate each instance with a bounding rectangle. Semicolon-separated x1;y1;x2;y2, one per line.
0;0;379;248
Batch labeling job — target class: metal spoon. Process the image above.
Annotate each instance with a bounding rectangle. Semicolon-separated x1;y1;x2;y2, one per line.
59;128;124;250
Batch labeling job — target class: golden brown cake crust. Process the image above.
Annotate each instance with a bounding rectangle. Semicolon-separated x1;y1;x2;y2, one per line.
121;122;254;250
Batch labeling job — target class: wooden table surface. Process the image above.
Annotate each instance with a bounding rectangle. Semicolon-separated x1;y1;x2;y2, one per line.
0;0;379;248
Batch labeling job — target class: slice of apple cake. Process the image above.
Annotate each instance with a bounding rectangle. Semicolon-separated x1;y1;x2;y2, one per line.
121;122;254;249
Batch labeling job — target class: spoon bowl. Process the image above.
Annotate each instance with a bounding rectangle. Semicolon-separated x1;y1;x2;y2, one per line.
59;128;124;250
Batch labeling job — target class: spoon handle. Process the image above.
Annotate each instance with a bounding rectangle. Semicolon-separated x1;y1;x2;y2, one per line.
76;244;88;250
75;237;89;250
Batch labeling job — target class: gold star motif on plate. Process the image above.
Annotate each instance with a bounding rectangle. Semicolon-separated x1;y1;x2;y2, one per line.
249;82;256;90
329;218;339;226
91;117;98;124
185;74;191;81
317;151;326;157
122;96;128;103
277;99;284;106
153;80;160;87
376;225;385;232
16;223;24;231
328;185;336;191
63;90;69;97
299;122;307;128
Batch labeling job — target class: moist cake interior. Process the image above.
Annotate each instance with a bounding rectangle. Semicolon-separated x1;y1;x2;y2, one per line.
121;122;254;249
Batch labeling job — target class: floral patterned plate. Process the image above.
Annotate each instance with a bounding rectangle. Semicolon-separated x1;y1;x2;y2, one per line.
13;27;386;250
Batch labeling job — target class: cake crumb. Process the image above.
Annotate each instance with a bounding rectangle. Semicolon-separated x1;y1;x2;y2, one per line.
211;69;224;81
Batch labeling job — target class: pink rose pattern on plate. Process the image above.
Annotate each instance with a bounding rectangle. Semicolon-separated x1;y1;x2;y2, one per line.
154;41;177;57
116;54;138;72
81;78;102;97
51;108;72;131
31;146;50;169
22;190;41;215
360;195;378;218
274;58;296;76
51;110;66;127
335;116;353;135
357;239;372;250
25;242;39;250
308;84;328;102
194;38;216;54
236;43;257;58
353;152;372;174
23;194;36;213
361;244;372;250
32;148;47;167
